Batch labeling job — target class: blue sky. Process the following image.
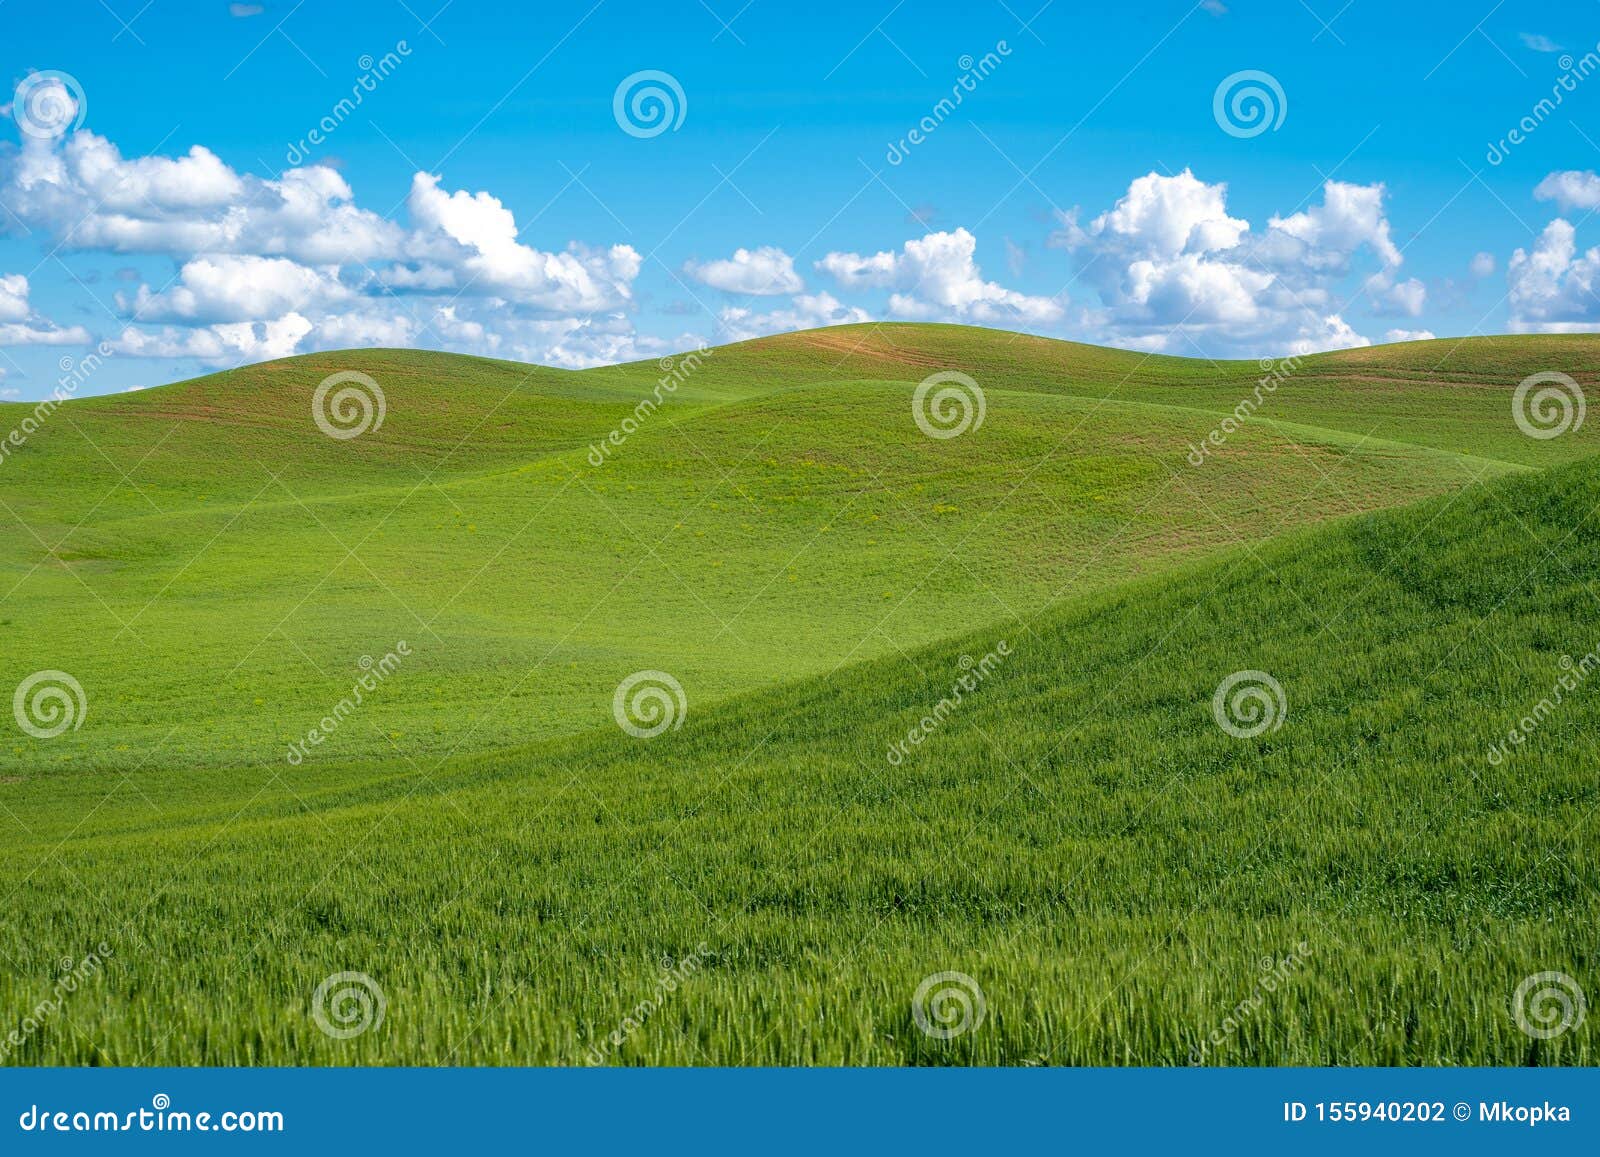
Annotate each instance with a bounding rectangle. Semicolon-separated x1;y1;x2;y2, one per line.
2;0;1600;397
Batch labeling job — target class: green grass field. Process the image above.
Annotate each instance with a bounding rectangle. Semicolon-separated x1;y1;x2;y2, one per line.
0;323;1595;1064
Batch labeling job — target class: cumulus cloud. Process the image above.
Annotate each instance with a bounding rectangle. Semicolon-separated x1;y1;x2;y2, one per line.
1508;218;1600;332
0;111;658;367
816;228;1063;324
684;246;803;295
4;131;401;264
1049;169;1412;354
0;272;91;345
1534;170;1600;213
1470;251;1496;278
0;85;1446;369
389;173;640;312
1383;328;1436;343
119;255;352;323
110;314;316;362
0;274;29;323
717;292;871;342
1364;272;1427;317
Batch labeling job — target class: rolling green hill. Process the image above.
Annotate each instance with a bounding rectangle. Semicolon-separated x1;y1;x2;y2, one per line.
4;324;1588;774
0;324;1595;1065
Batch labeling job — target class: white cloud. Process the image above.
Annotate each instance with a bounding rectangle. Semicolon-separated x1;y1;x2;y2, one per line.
717;292;871;342
1508;218;1600;331
308;306;420;351
1383;328;1436;343
1534;170;1600;213
0;272;91;346
1263;180;1401;272
2;122;656;367
0;274;29;323
816;228;1063;324
119;255;352;323
1050;170;1408;354
111;314;316;361
1364;272;1426;317
1076;169;1249;260
684;246;803;295
68;135;245;212
1520;32;1563;53
392;173;640;311
1470;251;1496;279
4;132;402;264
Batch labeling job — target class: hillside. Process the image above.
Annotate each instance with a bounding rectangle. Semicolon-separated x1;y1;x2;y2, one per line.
1;440;1594;1064
1;324;1577;773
